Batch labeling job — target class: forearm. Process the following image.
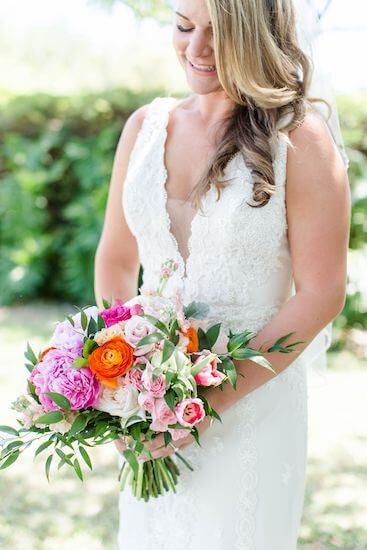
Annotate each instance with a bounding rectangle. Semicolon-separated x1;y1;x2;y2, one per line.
94;251;139;310
201;287;344;417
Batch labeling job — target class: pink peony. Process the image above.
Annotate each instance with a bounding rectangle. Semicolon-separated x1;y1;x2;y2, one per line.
141;364;166;398
150;398;177;432
175;398;205;428
50;319;84;357
101;301;132;327
32;348;100;411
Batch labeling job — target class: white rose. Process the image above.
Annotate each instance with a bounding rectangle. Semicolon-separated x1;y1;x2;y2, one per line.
94;379;146;426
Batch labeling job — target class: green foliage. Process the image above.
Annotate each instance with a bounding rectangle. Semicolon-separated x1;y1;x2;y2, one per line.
0;88;165;306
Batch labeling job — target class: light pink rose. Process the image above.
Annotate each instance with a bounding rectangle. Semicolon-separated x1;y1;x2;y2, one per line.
150;398;177;432
138;391;155;413
124;316;156;356
175;398;205;428
141;364;166;398
193;353;226;387
125;366;145;392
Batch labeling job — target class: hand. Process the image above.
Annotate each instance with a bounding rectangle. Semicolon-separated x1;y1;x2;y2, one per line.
114;416;212;461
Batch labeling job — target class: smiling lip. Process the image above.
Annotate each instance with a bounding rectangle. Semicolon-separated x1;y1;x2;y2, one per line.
187;59;217;75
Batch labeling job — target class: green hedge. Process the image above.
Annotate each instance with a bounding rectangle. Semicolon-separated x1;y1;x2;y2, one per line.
0;89;366;331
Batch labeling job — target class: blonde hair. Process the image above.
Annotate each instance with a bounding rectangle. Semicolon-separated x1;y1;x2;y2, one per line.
189;0;331;209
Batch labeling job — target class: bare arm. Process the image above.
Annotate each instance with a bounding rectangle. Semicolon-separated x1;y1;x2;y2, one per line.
94;104;149;310
197;108;351;416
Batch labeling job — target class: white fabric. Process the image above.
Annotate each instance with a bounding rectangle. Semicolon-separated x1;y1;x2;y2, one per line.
117;95;322;549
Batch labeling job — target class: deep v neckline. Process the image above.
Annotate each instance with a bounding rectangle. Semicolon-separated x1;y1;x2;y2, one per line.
160;99;208;282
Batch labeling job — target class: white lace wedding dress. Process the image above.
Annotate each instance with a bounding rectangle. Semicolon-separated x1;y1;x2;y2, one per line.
117;96;312;549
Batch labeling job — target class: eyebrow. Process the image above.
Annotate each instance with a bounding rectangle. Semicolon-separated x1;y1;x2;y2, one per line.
175;11;212;25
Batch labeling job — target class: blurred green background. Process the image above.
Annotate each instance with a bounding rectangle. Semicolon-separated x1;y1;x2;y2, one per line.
0;0;366;549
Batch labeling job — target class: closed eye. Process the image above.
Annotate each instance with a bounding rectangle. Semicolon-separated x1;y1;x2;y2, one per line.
176;24;193;33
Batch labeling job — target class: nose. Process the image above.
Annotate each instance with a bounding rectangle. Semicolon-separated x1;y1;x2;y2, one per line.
186;30;213;61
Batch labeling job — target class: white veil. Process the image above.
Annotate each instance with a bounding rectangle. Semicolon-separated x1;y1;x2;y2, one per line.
291;0;350;381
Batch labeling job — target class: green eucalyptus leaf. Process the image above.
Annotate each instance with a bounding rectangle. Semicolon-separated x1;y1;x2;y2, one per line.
35;410;64;425
79;446;93;470
164;391;176;413
0;425;19;436
45;454;53;481
161;339;175;364
206;323;221;349
73;457;84;481
183;301;209;320
136;332;164;347
81;310;88;331
83;338;98;358
69;414;89;437
45;392;71;412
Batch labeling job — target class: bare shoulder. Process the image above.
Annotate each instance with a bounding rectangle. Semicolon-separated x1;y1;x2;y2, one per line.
286;104;349;195
117;102;150;153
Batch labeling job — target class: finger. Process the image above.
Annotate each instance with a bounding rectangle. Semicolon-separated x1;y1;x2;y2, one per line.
151;446;176;460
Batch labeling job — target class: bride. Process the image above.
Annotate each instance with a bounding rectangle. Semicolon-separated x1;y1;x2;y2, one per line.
94;0;350;548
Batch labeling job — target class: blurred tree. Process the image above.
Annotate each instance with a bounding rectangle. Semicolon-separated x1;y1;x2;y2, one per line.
92;0;172;21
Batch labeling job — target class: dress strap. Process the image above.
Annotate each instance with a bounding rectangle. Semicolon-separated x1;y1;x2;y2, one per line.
128;96;177;168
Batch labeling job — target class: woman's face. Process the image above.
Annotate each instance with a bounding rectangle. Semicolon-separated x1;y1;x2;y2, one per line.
172;0;222;94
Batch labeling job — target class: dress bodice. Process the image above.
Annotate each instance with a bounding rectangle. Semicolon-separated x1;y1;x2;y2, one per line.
122;96;294;335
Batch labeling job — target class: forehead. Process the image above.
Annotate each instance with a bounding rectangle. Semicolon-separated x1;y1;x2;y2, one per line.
175;0;212;25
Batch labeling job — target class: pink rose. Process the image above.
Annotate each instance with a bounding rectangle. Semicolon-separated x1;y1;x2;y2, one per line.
151;398;177;432
100;302;132;327
125;366;145;392
193;353;225;387
124;316;156;356
138;391;155;413
175;398;205;428
141;364;166;398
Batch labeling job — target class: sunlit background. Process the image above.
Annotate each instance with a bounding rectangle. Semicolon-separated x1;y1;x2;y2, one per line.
0;1;366;548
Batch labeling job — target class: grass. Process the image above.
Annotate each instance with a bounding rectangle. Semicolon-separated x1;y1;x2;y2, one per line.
0;301;366;549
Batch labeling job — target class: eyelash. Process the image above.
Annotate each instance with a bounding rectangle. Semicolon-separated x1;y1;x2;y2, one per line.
176;24;213;35
176;24;193;33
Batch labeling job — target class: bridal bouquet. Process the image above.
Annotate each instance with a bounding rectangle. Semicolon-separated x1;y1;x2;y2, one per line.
0;259;303;501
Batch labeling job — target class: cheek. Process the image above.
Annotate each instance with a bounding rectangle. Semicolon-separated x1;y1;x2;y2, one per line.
172;29;189;54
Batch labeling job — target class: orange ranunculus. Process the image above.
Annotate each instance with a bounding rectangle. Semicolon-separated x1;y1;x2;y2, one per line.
39;347;56;361
180;326;199;353
88;336;134;388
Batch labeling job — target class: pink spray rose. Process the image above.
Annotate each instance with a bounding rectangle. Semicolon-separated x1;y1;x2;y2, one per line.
130;303;144;316
100;300;132;327
138;391;155;414
175;398;205;428
125;366;145;392
150;397;177;432
141;364;166;398
193;352;226;387
31;348;100;411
